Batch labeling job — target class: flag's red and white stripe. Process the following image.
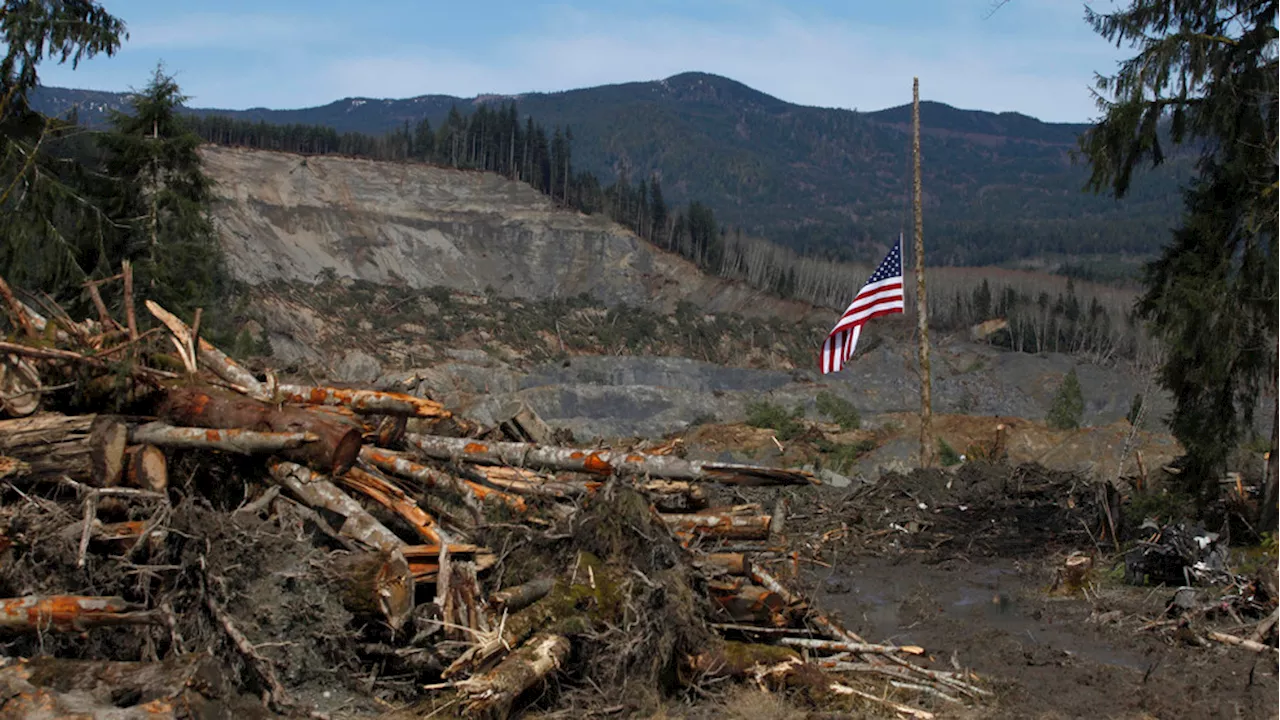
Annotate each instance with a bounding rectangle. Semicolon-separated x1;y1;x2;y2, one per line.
819;236;905;374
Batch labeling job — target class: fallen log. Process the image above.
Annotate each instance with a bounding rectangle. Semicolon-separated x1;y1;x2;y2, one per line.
491;577;556;615
689;641;801;677
146;299;267;397
277;383;449;418
0;595;162;632
1208;630;1276;653
0;414;105;484
405;433;818;485
123;444;167;492
751;564;866;644
779;637;925;656
322;549;415;630
709;582;790;627
130;421;318;455
267;461;403;552
401;545;496;583
660;512;773;540
59;519;166;555
640;479;709;511
0;653;234;720
360;446;484;514
159;385;361;474
363;447;530;514
376;414;407;447
340;466;444;545
457;633;571;717
693;552;751;577
469;464;598;498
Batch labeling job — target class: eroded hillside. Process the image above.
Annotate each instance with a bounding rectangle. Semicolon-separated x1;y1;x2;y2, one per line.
201;145;817;322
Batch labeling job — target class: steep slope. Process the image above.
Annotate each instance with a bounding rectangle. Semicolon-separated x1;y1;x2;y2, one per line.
201;145;816;321
35;73;1189;266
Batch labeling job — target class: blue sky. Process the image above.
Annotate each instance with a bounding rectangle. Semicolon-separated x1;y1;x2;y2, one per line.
37;0;1131;122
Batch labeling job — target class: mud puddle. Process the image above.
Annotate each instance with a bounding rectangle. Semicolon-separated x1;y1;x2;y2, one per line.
810;556;1147;671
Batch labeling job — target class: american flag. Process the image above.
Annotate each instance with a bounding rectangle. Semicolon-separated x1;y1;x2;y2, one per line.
819;235;905;374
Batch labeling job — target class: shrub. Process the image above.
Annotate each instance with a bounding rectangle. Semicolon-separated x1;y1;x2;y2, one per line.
815;391;861;430
745;400;806;441
1047;368;1084;430
938;438;962;466
1126;393;1144;426
830;439;877;472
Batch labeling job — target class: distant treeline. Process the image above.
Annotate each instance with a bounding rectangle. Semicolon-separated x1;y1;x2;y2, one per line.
186;105;1145;361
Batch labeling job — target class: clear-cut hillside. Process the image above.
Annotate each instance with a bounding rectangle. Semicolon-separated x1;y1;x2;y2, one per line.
201;145;816;321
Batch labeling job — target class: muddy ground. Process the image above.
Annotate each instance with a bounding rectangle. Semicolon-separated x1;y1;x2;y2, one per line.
691;462;1279;720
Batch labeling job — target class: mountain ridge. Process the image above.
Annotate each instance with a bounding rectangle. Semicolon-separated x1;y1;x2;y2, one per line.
31;71;1187;269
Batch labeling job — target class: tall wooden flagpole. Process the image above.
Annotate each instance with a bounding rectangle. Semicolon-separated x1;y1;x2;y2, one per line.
912;77;934;468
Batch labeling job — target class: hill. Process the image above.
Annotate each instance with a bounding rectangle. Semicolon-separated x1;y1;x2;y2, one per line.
31;73;1190;269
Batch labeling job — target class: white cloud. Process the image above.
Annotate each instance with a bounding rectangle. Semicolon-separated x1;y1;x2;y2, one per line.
124;13;338;51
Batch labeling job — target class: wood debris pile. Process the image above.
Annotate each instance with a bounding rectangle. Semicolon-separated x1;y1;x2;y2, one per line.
0;270;982;719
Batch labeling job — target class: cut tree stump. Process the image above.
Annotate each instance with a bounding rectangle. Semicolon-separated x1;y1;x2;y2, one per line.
88;416;128;487
123;445;167;492
159;385;361;474
323;549;415;630
0;354;41;417
406;433;817;485
495;401;554;445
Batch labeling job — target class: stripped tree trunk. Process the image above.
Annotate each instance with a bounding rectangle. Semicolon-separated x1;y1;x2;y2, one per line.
267;461;403;552
277;384;449;418
130;421;318;454
0;595;162;632
660;512;772;540
457;633;570;717
406;434;817;485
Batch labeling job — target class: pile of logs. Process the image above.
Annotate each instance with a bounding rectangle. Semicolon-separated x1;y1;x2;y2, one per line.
0;271;979;719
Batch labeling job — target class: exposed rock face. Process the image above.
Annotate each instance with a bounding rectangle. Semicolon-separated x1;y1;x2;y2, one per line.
201;146;816;321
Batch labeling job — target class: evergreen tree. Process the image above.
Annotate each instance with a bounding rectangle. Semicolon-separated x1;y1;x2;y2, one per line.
1047;368;1085;430
0;0;125;296
1079;0;1278;501
97;65;228;324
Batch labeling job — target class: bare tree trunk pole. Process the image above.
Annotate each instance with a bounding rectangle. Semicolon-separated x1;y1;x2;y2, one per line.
912;77;934;468
1259;396;1278;534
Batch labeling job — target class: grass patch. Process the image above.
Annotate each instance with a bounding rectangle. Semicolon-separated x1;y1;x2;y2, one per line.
745;400;807;441
815;391;860;430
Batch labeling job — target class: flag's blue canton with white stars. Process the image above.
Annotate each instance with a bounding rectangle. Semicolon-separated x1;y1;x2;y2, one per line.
818;234;906;374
